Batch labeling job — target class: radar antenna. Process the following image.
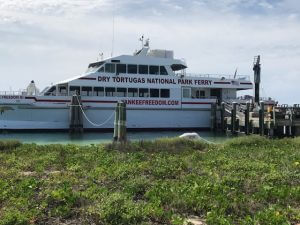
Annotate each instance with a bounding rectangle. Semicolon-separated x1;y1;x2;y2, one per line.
144;38;150;47
233;68;238;79
139;35;144;48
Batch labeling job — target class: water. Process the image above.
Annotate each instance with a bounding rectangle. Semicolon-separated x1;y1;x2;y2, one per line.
0;131;231;145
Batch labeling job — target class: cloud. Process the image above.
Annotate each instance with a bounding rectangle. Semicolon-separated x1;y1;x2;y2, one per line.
0;0;299;104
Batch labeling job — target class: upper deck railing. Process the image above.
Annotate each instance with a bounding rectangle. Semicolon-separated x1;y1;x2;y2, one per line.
0;91;26;96
177;73;251;81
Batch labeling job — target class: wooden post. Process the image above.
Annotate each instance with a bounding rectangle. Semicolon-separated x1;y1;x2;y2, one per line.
245;102;250;135
236;118;240;132
69;94;83;133
231;102;237;135
259;101;265;136
113;102;120;141
210;103;217;131
250;120;254;134
224;117;228;132
221;102;225;132
117;102;127;142
269;121;274;137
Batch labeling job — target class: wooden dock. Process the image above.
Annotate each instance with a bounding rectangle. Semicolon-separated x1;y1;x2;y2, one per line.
213;101;300;137
209;55;300;137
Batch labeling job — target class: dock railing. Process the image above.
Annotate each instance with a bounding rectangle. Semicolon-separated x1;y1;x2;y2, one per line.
0;91;26;96
178;73;251;80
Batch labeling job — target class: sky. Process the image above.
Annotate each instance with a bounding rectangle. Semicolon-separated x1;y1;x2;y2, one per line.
0;0;299;104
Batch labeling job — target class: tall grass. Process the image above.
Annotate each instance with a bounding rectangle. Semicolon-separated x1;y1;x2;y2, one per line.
0;139;22;151
0;137;299;225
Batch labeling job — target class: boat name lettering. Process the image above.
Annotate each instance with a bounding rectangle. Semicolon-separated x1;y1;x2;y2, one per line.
125;99;180;106
0;95;23;99
98;76;212;86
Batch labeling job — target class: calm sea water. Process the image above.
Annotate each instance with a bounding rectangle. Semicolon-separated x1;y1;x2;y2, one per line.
0;131;231;145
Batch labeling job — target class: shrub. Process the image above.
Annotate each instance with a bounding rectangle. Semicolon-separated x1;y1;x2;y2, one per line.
104;138;208;153
224;135;270;148
0;140;22;151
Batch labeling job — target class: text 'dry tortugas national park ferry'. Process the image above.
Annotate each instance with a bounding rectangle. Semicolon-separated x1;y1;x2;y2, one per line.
0;40;253;130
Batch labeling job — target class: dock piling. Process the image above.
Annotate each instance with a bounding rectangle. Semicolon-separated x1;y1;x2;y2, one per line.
245;102;250;135
210;103;217;131
118;102;127;142
113;102;120;141
221;102;225;132
113;101;127;143
259;101;265;136
69;94;83;133
231;102;237;135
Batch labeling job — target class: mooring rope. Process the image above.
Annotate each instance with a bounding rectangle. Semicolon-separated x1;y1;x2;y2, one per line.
198;136;216;144
74;96;115;127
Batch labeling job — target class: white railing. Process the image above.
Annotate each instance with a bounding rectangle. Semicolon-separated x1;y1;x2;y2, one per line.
177;73;251;81
0;91;26;96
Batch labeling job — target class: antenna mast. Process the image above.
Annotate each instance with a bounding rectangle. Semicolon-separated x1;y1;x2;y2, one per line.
111;2;115;57
139;35;144;48
253;55;261;104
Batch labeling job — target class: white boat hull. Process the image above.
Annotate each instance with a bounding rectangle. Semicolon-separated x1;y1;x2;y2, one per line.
0;105;211;130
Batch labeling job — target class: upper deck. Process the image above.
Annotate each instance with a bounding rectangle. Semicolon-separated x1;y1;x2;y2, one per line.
0;40;253;105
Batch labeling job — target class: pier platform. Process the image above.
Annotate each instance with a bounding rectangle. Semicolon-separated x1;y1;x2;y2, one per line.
213;101;300;137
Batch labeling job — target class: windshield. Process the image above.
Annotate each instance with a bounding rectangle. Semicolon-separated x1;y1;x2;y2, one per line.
86;61;105;73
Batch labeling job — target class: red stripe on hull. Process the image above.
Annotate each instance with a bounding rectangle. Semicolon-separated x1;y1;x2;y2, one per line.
182;102;212;105
214;82;231;84
78;77;97;80
240;82;252;85
25;97;70;103
82;100;117;104
24;98;212;105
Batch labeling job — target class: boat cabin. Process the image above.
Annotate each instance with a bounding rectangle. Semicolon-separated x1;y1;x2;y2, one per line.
42;41;252;105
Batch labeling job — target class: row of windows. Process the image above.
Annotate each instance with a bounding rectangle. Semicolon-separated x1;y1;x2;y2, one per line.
99;64;169;75
183;89;206;99
68;86;170;98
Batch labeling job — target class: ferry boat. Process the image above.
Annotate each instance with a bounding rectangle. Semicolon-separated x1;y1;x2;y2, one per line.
0;40;253;130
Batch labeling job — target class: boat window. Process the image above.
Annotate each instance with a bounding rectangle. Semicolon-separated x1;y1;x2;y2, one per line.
98;67;104;72
105;87;116;97
44;86;56;96
200;90;205;98
117;64;127;75
105;63;116;73
116;88;127;97
82;86;92;96
94;87;104;96
87;61;104;73
139;88;149;98
58;86;67;96
160;66;168;75
128;64;137;74
192;89;206;99
88;61;104;68
128;88;138;97
182;88;191;98
139;65;148;74
70;86;80;96
150;89;159;98
149;66;159;75
160;89;170;98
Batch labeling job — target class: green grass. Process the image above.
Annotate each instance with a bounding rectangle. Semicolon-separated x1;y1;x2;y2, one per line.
0;137;299;225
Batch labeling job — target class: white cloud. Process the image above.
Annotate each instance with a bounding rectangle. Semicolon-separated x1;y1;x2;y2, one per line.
0;0;299;104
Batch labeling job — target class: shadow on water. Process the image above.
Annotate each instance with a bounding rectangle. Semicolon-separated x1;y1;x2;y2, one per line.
0;130;231;145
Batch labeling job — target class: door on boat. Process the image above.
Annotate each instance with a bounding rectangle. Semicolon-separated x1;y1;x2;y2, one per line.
181;87;191;108
210;88;222;104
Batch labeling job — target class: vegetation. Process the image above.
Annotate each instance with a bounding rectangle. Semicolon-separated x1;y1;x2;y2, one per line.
0;136;299;225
